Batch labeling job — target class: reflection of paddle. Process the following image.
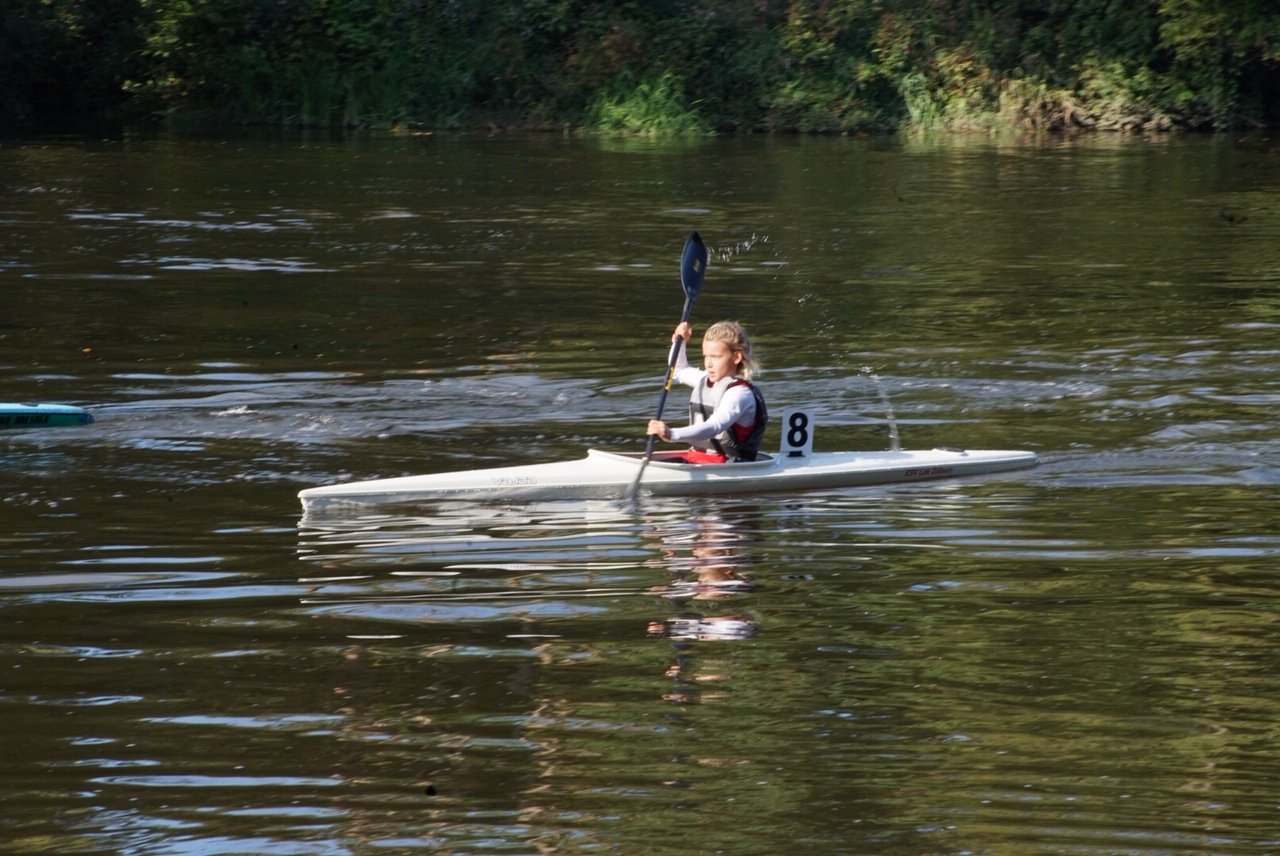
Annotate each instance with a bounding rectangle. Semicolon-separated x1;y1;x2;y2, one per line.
624;232;708;501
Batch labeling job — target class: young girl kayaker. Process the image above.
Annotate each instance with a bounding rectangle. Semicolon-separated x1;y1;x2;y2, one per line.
646;320;768;463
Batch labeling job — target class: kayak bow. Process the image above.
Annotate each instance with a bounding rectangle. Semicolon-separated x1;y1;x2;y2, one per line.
0;403;94;429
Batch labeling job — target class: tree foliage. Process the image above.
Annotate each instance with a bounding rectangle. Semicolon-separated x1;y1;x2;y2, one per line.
3;0;1278;132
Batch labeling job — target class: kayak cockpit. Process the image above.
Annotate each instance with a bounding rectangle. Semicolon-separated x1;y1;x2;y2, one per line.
587;449;778;470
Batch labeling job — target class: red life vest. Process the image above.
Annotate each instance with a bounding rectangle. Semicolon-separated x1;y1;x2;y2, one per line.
687;376;768;462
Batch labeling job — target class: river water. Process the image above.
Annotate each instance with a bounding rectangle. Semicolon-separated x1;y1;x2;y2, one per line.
3;129;1280;854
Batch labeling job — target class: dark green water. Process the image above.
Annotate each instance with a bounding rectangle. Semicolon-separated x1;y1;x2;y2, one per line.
4;130;1280;854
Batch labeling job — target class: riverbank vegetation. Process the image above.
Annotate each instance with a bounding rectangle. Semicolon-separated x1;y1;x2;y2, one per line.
4;0;1278;134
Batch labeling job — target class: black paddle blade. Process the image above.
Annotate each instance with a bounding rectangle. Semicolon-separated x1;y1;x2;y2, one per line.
680;231;708;303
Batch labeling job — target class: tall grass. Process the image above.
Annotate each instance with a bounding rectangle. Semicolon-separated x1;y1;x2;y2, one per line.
588;71;712;136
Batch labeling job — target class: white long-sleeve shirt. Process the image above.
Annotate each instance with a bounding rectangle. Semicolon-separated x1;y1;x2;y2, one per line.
666;341;757;444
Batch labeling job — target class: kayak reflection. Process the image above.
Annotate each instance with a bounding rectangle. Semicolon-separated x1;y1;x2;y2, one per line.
296;497;761;645
299;497;764;717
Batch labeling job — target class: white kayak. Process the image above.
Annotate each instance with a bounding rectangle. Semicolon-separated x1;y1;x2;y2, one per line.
298;409;1037;510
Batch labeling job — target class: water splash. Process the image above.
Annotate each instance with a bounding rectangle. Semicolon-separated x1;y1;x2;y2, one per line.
860;366;902;451
708;233;767;263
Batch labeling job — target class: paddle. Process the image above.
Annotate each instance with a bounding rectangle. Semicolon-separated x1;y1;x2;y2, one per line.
623;231;708;501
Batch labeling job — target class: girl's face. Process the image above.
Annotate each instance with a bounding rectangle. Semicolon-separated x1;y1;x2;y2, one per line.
702;338;742;383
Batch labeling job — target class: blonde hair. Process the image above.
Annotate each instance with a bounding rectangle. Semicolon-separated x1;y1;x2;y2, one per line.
703;320;760;382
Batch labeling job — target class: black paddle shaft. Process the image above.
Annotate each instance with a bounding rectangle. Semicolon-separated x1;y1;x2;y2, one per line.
624;232;707;500
641;293;695;456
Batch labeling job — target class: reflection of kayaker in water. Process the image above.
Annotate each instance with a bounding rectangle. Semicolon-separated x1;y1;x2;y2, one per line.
652;527;757;601
645;320;768;464
644;506;759;648
644;510;758;697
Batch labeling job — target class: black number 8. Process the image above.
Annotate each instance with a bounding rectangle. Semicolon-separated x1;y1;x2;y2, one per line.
787;411;809;447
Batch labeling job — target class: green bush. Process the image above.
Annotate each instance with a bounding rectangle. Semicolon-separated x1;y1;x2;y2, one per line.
5;0;1279;132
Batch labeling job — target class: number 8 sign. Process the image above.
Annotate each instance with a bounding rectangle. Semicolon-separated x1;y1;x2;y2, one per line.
780;408;814;458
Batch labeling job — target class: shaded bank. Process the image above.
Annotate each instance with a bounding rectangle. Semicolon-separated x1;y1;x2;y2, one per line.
5;0;1279;134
